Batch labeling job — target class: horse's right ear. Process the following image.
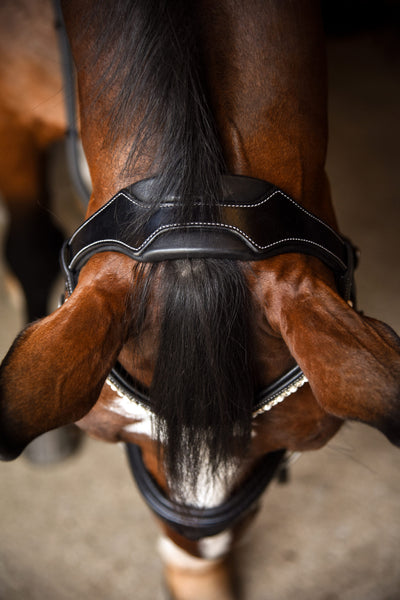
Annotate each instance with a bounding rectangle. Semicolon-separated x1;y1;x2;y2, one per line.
0;253;132;460
254;255;400;446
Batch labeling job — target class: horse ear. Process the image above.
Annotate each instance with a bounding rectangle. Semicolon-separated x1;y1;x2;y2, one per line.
0;253;131;460
257;257;400;447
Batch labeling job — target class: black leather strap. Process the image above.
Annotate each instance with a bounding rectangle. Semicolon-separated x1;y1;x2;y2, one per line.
61;175;356;299
53;0;91;206
125;443;285;540
109;360;304;415
253;365;306;413
61;174;357;540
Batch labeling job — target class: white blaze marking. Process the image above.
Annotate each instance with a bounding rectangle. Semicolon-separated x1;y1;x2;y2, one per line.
106;381;239;556
171;443;240;509
198;531;233;560
105;380;154;438
106;382;237;561
158;535;232;569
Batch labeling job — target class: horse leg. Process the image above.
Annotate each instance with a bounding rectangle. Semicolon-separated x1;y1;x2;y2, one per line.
158;531;241;600
0;117;64;322
0;113;83;462
154;503;260;600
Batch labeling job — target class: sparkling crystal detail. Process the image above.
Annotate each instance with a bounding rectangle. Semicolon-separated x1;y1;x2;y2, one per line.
253;374;308;416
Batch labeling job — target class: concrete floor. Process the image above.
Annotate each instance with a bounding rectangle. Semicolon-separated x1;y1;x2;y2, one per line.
0;31;399;600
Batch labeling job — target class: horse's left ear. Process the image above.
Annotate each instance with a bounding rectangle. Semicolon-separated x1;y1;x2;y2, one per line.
0;253;132;460
256;256;400;447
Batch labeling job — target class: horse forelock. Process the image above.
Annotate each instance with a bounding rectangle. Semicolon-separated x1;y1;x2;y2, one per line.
125;259;256;502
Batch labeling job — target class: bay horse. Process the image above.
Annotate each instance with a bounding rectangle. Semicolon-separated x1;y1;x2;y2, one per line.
0;1;399;598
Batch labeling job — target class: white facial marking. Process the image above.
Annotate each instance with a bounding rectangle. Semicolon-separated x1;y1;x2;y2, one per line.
158;536;225;570
105;379;155;438
122;418;154;438
172;446;239;509
105;381;242;508
198;530;233;560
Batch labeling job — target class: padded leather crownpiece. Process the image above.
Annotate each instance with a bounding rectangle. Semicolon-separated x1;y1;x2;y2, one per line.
61;174;356;299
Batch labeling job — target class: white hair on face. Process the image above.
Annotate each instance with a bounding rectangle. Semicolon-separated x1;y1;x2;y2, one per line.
158;531;233;567
106;379;156;438
169;442;241;508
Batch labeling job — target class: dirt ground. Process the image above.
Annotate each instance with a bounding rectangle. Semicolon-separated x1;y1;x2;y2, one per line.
0;29;399;600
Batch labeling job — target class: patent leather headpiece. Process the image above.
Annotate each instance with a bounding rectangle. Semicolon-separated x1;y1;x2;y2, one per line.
61;174;357;301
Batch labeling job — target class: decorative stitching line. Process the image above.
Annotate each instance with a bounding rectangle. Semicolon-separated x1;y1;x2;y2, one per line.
69;225;347;271
70;186;344;248
118;189;344;244
69;197;118;243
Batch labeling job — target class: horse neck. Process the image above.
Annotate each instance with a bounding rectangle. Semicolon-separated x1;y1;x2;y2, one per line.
63;0;334;226
62;0;224;220
197;0;337;229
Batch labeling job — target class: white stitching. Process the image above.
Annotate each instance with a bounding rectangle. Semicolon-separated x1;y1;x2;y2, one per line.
69;225;346;271
71;188;343;246
120;189;344;243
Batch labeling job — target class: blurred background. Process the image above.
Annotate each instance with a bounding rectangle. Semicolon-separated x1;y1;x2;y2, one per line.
0;3;399;599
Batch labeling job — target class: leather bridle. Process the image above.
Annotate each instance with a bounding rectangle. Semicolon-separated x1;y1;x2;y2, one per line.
62;175;356;298
55;0;358;542
54;0;357;422
61;173;357;419
59;174;358;541
54;0;357;427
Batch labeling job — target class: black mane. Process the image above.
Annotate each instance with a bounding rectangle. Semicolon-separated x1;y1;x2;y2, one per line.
84;0;224;222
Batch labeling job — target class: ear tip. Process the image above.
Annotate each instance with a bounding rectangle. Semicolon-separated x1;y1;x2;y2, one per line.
0;420;28;461
0;442;24;461
378;409;400;449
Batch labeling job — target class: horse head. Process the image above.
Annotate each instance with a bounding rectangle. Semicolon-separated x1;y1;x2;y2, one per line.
1;0;399;490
